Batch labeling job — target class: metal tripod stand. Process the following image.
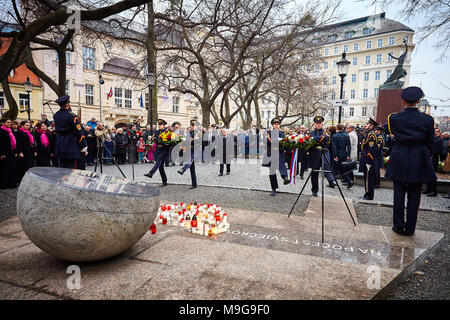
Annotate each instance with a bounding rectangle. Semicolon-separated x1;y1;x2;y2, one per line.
287;147;357;243
93;138;127;179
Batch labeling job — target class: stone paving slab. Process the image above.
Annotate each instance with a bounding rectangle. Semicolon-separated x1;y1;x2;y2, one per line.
0;197;443;300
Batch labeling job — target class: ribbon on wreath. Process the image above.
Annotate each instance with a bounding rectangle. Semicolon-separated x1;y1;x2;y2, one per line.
289;148;298;185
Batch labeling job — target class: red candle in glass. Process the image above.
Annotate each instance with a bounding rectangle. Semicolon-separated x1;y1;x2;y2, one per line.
150;223;156;234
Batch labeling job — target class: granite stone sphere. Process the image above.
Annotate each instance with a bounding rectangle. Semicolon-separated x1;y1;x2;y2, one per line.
17;167;160;262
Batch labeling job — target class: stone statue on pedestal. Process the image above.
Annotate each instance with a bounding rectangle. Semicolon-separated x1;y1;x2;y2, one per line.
380;39;409;89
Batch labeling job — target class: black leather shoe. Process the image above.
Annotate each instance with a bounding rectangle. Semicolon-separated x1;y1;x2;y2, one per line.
403;230;415;236
226;172;230;175
271;190;276;196
300;175;304;180
160;182;168;187
392;226;405;236
312;192;318;197
283;179;290;185
347;182;353;189
189;185;197;189
218;173;223;176
144;173;153;178
327;182;335;188
426;192;437;197
177;169;184;175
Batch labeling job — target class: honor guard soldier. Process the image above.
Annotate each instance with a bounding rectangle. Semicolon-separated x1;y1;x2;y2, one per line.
374;125;385;188
53;95;87;169
177;119;199;189
265;118;289;196
309;116;336;197
358;118;379;200
384;86;436;236
144;119;169;186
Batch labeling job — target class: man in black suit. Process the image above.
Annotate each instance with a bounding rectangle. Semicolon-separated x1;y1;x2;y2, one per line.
331;123;353;188
384;86;436;236
144;119;169;186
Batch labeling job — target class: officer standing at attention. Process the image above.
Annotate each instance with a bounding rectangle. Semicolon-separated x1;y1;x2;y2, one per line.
144;119;169;187
53;95;87;169
384;86;436;236
309;116;336;197
374;125;385;188
358;118;379;200
177;119;199;189
265;118;289;196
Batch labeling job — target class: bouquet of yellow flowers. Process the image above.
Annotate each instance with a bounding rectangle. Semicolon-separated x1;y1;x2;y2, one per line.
157;130;183;147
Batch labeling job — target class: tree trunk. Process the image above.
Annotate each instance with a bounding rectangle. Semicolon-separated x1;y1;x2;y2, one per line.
146;0;157;127
1;79;18;119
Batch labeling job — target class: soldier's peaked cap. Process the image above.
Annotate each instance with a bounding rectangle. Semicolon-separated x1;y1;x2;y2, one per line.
368;118;379;126
271;118;281;125
401;86;424;103
55;95;70;106
157;119;167;125
190;119;200;126
172;121;181;127
313;116;324;123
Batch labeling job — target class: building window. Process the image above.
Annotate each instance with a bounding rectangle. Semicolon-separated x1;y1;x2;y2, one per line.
342;90;346;99
352;57;358;66
333;60;337;68
345;31;354;39
316;50;321;57
387;69;393;79
389;36;395;45
55;51;71;64
350;107;354;117
19;94;30;111
322;92;327;101
323;77;328;85
352;74;356;82
324;48;329;56
0;92;5;111
388;52;393;61
364;72;369;81
329;35;337;42
350;90;355;99
82;46;95;69
315;63;320;71
331;90;336;100
375;71;380;80
172;96;180;113
362;106;367;116
65;80;69;95
354;43;359;52
125;89;132;108
85;85;94;105
366;40;372;49
343;45;348;53
334;46;339;54
324;61;328;69
363;89;368;99
404;36;409;44
332;76;337;84
377;39;383;47
365;55;371;64
115;88;123;107
376;53;382;63
363;28;372;35
374;88;379;98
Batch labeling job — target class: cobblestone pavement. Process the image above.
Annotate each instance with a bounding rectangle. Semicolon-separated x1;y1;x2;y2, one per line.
0;183;448;299
87;160;450;212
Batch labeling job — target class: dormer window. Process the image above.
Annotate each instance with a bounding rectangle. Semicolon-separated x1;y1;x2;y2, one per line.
110;19;121;29
363;28;373;35
328;34;337;42
345;31;355;39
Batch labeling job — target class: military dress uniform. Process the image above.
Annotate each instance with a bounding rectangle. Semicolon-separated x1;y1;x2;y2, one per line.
384;86;436;235
374;126;385;188
177;120;200;189
53;95;87;169
308;116;336;196
144;119;169;186
265;118;289;196
358;119;379;200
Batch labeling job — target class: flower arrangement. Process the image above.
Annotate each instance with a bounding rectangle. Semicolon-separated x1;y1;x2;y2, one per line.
157;130;183;146
384;156;390;167
280;133;316;151
437;161;444;173
153;202;230;237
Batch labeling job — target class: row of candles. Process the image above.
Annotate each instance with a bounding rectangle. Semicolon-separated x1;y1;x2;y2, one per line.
151;202;230;236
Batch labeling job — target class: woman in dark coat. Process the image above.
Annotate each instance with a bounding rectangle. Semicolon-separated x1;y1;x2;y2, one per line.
0;118;20;189
17;120;36;182
33;122;53;167
115;128;128;165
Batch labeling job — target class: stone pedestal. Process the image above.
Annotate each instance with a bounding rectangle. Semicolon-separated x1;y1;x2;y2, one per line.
376;88;403;125
17;167;160;262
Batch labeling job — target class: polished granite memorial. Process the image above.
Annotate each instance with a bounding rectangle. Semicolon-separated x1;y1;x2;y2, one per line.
16;167;160;262
0;193;443;299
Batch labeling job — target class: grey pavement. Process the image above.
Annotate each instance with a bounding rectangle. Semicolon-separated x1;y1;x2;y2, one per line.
87;160;450;212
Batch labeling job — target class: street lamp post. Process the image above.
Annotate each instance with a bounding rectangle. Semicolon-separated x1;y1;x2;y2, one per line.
23;77;33;122
336;52;350;124
98;70;104;122
147;71;156;132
